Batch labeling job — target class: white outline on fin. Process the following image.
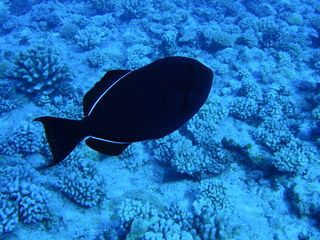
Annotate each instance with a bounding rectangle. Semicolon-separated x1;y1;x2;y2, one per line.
87;70;133;116
85;136;131;145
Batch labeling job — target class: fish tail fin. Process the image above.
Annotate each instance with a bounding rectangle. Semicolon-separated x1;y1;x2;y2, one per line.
34;116;87;167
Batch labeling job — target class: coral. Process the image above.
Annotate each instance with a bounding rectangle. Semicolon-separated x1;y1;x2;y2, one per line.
0;98;16;114
0;165;49;233
311;51;320;75
150;104;232;177
191;180;257;240
0;82;18;114
17;182;49;224
59;161;104;207
75;26;107;50
312;106;320;120
116;198;159;224
126;44;152;69
238;14;259;30
230;97;259;121
187;97;228;146
244;0;275;17
239;28;259;48
86;50;106;68
172;136;233;176
260;86;300;120
70;15;90;28
2;17;17;32
43;95;82;119
205;142;234;175
0;194;18;234
151;129;233;177
170;137;209;177
239;77;262;100
9;0;41;15
120;0;151;21
9;45;72;96
0;3;16;33
193;179;231;216
259;101;283;120
202;28;237;52
149;131;182;165
258;18;284;48
253;118;293;152
143;218;194;240
310;15;320;35
59;22;79;39
89;0;115;13
31;4;60;30
0;122;49;157
160;29;179;55
272;140;317;174
119;143;148;171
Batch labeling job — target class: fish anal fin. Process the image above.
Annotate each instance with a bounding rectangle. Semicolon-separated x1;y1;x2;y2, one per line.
85;137;130;155
83;70;131;116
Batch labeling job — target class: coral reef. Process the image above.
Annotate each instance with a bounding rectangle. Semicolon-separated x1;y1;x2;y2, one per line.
0;122;49;157
193;179;231;216
0;165;50;233
59;161;104;207
116;198;159;224
86;50;106;68
230;97;259;121
75;26;107;50
9;45;72;97
253;117;293;152
59;22;79;40
272;140;317;174
31;4;60;30
202;27;237;52
1;0;320;238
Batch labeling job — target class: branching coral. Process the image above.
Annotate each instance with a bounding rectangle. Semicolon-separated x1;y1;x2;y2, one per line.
116;198;159;224
126;44;152;69
120;0;151;21
9;45;72;96
75;26;107;51
0;165;50;233
202;28;237;52
253;117;293;152
143;218;194;240
272;140;317;174
86;50;106;68
31;4;60;30
187;98;228;146
0;122;49;157
193;179;231;216
230;97;259;121
0;194;18;234
59;161;104;207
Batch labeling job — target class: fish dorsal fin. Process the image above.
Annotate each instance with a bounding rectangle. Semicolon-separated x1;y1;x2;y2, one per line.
83;70;131;116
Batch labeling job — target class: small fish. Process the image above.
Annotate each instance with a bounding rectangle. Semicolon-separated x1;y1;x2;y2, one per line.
35;57;213;167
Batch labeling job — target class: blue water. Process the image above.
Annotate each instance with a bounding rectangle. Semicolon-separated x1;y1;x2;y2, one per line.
0;0;320;239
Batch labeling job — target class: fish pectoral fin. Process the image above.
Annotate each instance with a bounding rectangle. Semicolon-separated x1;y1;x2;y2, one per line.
85;137;130;155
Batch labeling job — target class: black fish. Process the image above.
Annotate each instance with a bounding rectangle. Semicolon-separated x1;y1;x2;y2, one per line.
35;57;213;167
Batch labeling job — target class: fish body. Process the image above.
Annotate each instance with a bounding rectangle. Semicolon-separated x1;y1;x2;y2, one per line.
35;57;213;166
